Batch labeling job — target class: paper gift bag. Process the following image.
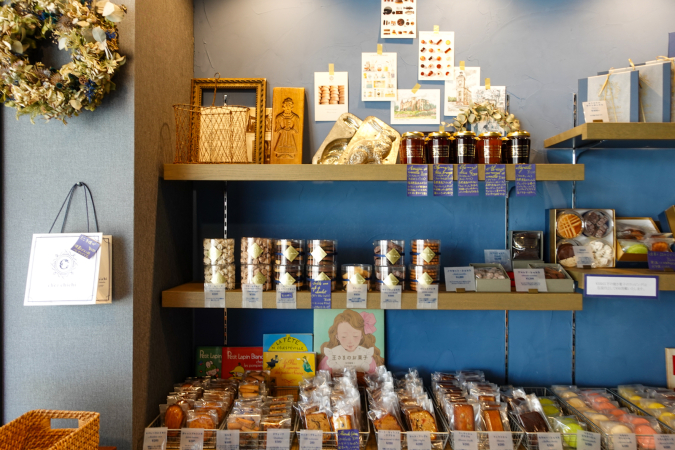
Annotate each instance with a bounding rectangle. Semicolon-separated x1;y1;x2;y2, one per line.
669;32;674;58
645;58;675;122
578;71;639;124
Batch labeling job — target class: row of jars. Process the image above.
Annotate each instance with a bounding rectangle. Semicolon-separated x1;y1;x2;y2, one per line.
374;239;440;266
400;130;531;165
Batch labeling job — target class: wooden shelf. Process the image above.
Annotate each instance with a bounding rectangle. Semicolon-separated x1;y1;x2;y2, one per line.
566;268;675;291
545;123;675;149
162;283;583;310
163;164;584;181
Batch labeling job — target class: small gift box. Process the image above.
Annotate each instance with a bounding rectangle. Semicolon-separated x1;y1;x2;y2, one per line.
578;71;639;124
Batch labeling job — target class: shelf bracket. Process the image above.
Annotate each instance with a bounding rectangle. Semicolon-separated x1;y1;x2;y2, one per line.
505;183;516;248
224;181;228;346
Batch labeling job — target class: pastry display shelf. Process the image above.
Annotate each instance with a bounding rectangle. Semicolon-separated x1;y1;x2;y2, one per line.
162;283;583;310
566;268;675;291
544;123;675;149
163;163;584;181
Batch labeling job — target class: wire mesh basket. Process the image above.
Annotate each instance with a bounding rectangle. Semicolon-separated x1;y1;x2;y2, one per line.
146;409;228;449
608;389;675;434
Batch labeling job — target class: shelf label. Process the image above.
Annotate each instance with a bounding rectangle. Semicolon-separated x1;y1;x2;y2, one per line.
485;164;506;197
458;164;479;196
242;283;263;308
267;429;291;450
612;434;637;450
655;434;675;450
572;246;594;268
484;249;512;272
515;164;536;197
217;430;239;450
445;267;476;292
577;431;601;450
488;432;514;450
380;285;402;309
454;431;478;450
407;165;428;197
648;251;675;271
407;432;432;450
585;275;659;299
180;429;204;450
337;430;360;450
276;285;297;309
416;284;439;309
514;268;547;292
204;283;226;308
433;164;453;196
582;101;609;123
299;430;322;450
144;428;168;450
536;433;563;450
347;282;368;308
378;430;401;450
311;280;332;308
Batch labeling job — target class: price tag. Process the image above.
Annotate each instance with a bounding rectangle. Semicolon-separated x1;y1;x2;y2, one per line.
217;430;240;450
407;165;428;197
445;267;476;292
204;283;226;308
380;285;402;309
458;164;479;196
536;433;563;450
407;432;432;450
338;430;361;450
514;269;548;292
180;429;204;450
242;283;263;309
267;429;291;450
572;246;594;268
310;280;332;308
585;275;659;299
347;283;368;308
488;432;514;450
378;430;401;450
577;431;601;450
454;431;478;450
144;428;168;450
71;234;101;259
484;250;512;272
433;164;453;197
299;430;322;450
655;434;675;450
612;434;637;450
515;164;537;197
582;101;610;123
416;284;439;309
275;285;297;309
485;165;507;197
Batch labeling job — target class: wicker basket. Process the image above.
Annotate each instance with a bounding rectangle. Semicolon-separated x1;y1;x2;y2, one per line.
0;410;99;450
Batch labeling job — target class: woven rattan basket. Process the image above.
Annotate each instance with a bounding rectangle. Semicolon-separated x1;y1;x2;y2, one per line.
0;409;99;450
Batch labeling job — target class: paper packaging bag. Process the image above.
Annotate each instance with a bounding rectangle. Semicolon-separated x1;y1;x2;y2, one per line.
644;59;675;123
578;71;639;124
97;235;112;304
669;32;675;58
598;62;671;123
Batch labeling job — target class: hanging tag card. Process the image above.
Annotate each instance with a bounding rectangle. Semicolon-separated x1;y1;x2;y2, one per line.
577;431;601;450
454;432;479;450
655;434;675;450
217;430;240;450
71;234;101;259
458;164;479;196
266;429;291;450
338;430;361;450
408;432;432;450
242;283;263;308
445;267;476;292
311;280;332;309
536;433;563;450
204;283;226;308
648;251;675;271
433;164;454;196
144;428;168;450
347;283;368;308
378;430;402;450
485;165;507;197
24;233;103;306
417;284;439;309
299;430;323;450
484;249;512;272
573;246;595;268
488;432;514;450
380;285;402;309
514;269;548;292
515;165;537;197
180;429;204;450
276;285;297;309
408;165;428;197
612;434;637;450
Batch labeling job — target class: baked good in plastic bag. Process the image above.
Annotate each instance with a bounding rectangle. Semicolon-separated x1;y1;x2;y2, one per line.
160;403;188;429
187;409;218;429
478;402;511;432
550;416;587;448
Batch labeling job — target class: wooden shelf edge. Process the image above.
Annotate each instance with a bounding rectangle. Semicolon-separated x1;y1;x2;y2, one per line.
566;268;675;291
545;123;675;149
162;283;582;310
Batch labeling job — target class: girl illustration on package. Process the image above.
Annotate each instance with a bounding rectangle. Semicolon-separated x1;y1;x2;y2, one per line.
318;309;384;373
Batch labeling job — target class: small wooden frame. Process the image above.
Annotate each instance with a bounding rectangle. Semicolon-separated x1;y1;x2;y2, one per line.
191;78;267;164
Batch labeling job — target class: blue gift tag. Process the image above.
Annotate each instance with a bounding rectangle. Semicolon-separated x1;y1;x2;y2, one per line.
458;164;479;196
310;280;332;309
337;430;360;450
71;234;101;259
485;164;506;197
515;164;536;196
407;165;428;197
648;251;675;271
433;164;453;196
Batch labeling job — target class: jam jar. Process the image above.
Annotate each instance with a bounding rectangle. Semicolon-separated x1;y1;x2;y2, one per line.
425;131;454;164
478;132;503;164
454;131;476;164
501;137;510;163
400;131;426;164
507;130;531;164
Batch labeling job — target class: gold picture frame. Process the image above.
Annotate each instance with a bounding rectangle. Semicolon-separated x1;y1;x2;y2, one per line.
191;77;267;164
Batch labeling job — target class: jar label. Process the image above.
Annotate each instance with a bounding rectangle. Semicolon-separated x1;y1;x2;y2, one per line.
386;248;401;264
311;246;327;262
252;272;267;285
512;143;529;158
209;246;222;263
405;143;425;158
420;272;434;285
280;272;296;286
432;144;450;157
457;143;475;158
422;247;436;263
283;246;299;262
316;272;331;281
385;273;400;286
249;242;263;259
350;272;367;285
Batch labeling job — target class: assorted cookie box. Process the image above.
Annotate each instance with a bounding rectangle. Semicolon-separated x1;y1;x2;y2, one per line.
547;209;617;268
616;217;673;262
470;263;511;292
528;263;575;293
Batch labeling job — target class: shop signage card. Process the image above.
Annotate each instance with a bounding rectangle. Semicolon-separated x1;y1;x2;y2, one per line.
276;285;297;309
270;87;305;165
648;251;675;270
458;164;479;196
582;101;610;123
445;67;481;116
514;269;548;292
347;283;368;308
314;71;349;122
655;433;675;450
217;430;239;450
445;267;476;292
266;429;290;450
362;52;397;101
585;275;659;298
433;164;453;196
144;428;167;450
24;233;102;306
667;348;675;389
417;284;439;309
380;0;416;39
299;430;322;450
418;31;455;81
408;165;428;196
407;432;432;450
536;433;563;450
577;431;601;450
311;280;332;308
337;430;360;450
573;246;594;268
180;429;204;450
484;249;512;271
242;283;263;308
485;165;506;197
515;165;536;197
612;434;637;450
454;431;478;450
205;283;226;308
380;285;402;309
488;432;514;450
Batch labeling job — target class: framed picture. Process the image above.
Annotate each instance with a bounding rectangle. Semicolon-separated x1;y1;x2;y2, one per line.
190;78;267;164
391;89;441;125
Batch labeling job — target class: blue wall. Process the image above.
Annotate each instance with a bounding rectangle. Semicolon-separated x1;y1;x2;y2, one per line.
192;0;675;386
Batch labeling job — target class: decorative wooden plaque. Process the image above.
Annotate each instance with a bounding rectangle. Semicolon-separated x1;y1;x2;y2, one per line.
271;87;305;164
